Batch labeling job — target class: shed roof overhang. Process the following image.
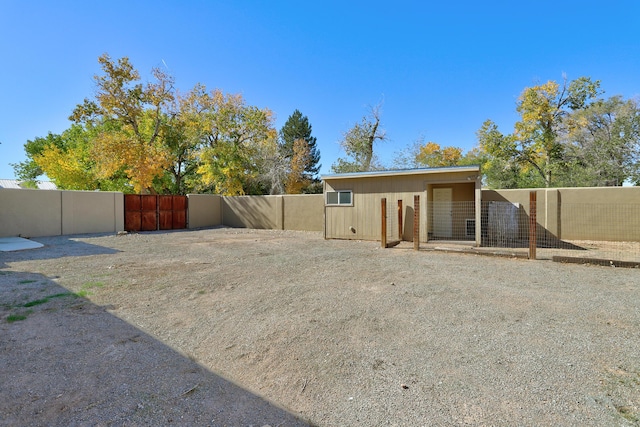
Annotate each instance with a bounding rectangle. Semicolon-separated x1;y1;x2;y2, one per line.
321;165;481;181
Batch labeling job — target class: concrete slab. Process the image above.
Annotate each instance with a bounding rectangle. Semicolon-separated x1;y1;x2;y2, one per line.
0;237;44;252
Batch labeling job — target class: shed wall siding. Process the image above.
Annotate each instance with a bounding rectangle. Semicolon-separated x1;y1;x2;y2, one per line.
325;170;478;241
428;182;475;201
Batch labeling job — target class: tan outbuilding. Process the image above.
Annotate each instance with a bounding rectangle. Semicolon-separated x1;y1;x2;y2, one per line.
322;166;482;245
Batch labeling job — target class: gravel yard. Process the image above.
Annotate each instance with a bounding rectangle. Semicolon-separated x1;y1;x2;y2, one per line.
1;227;639;426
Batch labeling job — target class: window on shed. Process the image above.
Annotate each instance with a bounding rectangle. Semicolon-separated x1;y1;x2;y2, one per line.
326;190;352;206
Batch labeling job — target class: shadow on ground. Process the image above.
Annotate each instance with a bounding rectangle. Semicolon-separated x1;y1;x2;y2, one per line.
0;235;121;269
0;271;310;426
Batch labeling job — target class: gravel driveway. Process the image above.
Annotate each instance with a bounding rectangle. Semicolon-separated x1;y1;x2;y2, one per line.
1;227;639;426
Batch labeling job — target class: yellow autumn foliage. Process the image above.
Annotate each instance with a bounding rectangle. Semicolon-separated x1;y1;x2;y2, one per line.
415;141;462;167
285;138;311;194
34;145;98;190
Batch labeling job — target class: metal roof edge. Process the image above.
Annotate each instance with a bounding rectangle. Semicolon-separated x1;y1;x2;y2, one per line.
0;179;58;190
321;165;481;180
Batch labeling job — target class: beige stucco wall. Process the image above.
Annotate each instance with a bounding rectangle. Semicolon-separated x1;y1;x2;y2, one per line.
61;191;124;235
5;184;636;242
0;189;124;237
222;194;323;231
282;194;324;231
187;194;223;229
557;187;640;241
0;191;320;238
0;188;62;237
484;187;640;241
223;195;279;229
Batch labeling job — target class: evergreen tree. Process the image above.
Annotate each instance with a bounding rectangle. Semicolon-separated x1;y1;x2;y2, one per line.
279;109;321;176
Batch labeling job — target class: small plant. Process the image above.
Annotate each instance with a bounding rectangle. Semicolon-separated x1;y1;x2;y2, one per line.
6;310;33;323
23;298;49;308
7;314;28;323
75;281;105;298
23;293;75;307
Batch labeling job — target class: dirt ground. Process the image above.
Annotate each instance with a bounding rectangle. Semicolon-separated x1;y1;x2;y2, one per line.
1;227;640;426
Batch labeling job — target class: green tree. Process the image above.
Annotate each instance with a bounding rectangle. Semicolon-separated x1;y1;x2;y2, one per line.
16;54;284;195
70;54;175;193
279;109;321;176
332;103;386;173
14;124;131;191
182;85;277;195
33;124;99;190
154;89;209;195
151;118;198;194
562;96;640;186
478;76;601;188
12;132;63;183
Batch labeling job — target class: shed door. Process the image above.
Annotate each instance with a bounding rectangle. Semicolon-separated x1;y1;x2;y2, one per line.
433;188;452;238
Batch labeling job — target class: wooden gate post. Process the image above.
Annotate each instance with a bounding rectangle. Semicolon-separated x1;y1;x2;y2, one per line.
529;191;537;260
397;200;403;241
381;198;387;248
413;195;420;251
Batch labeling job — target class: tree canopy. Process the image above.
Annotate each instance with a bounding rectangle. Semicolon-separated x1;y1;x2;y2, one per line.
562;96;640;186
168;85;276;195
475;76;640;188
393;138;482;171
392;76;639;189
15;64;640;192
16;54;281;195
70;54;175;193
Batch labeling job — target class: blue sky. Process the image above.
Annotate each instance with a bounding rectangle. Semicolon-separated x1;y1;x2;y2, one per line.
1;0;639;180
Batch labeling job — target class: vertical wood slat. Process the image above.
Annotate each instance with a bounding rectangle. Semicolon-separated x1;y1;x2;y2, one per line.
397;200;403;241
529;191;537;260
158;195;173;230
141;195;158;231
124;194;142;231
381;198;387;248
414;195;420;251
172;195;188;229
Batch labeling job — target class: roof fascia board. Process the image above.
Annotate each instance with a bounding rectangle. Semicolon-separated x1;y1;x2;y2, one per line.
321;166;480;180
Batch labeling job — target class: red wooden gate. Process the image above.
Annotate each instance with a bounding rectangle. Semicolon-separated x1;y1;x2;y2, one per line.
158;195;188;230
124;195;188;232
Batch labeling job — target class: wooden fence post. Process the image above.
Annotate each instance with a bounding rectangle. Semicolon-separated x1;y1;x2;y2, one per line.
381;198;387;248
398;200;403;241
414;195;420;251
529;191;537;260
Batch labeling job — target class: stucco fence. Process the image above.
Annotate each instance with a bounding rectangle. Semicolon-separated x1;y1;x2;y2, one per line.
1;187;639;244
0;188;125;238
0;190;323;238
483;187;640;242
187;194;324;232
